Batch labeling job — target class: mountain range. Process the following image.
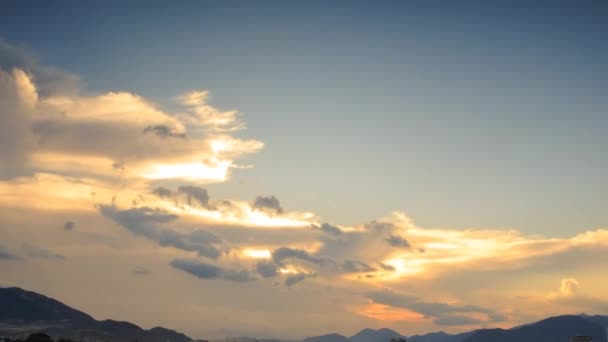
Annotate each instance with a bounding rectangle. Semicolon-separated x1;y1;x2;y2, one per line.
2;287;607;342
0;287;192;342
305;317;607;342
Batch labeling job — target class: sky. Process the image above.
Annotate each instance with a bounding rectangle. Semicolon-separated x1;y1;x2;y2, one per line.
1;0;607;339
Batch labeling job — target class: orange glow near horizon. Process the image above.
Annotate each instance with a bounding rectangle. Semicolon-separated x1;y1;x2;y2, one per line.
357;303;427;322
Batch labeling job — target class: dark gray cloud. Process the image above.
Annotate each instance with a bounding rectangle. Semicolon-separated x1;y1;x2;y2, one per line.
100;205;222;259
152;186;173;198
158;229;221;259
0;245;18;260
64;221;76;230
256;260;279;278
364;220;395;232
99;205;178;239
380;263;396;271
188;230;221;244
171;259;222;278
252;195;283;215
178;186;210;207
170;259;255;283
22;243;65;260
314;223;343;236
285;273;314;287
341;260;376;273
143;125;186;139
385;234;411;248
366;290;504;326
272;247;325;267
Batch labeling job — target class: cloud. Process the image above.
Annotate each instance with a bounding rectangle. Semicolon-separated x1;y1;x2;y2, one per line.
547;278;580;300
252;195;283;215
380;263;396;271
272;247;325;267
22;243;65;260
143;125;186;139
256;260;279;278
558;278;579;297
152;186;173;198
100;205;178;238
170;258;255;283
285;273;315;287
171;258;222;278
543;278;608;314
64;220;76;230
175;90;245;132
158;229;221;259
315;223;343;236
342;260;376;273
1;39;263;184
100;205;222;259
0;68;35;179
385;234;411;248
178;186;210;207
366;290;504;326
314;218;407;267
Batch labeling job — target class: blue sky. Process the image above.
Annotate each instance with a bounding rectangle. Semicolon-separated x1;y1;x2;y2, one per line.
2;1;607;233
1;1;607;338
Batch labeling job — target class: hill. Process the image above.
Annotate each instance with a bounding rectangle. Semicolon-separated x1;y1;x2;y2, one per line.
462;315;608;342
0;287;192;342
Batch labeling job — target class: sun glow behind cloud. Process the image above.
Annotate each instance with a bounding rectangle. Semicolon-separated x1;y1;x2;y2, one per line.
242;248;272;259
165;201;316;228
141;160;232;181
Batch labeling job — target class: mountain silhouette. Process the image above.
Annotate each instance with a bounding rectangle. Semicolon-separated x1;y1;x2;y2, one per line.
462;315;608;342
350;328;403;342
304;328;404;342
407;331;475;342
303;315;608;342
0;287;192;342
0;287;94;323
303;333;350;342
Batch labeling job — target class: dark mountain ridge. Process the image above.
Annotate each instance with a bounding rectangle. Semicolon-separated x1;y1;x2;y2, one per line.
304;314;608;342
0;287;94;324
462;314;608;342
0;287;191;342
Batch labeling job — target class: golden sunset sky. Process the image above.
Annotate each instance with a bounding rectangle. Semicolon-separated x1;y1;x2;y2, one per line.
1;1;607;340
